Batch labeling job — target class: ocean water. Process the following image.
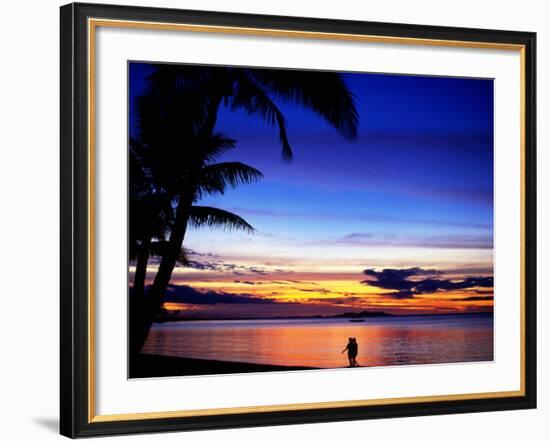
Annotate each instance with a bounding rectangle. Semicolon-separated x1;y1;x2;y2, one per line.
141;313;494;369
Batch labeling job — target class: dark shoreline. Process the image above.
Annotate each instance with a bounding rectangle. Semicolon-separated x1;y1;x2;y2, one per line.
130;354;318;378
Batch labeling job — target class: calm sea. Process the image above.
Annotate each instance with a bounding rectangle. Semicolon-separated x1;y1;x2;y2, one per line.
141;313;494;369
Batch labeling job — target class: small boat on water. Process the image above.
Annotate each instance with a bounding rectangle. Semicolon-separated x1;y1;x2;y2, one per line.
349;319;365;323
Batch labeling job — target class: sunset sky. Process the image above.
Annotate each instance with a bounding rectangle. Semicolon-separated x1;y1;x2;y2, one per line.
129;63;494;318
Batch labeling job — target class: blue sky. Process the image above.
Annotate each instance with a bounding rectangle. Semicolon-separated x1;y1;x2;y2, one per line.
129;62;494;316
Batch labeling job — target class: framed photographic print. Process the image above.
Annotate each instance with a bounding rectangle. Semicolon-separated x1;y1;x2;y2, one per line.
60;2;537;438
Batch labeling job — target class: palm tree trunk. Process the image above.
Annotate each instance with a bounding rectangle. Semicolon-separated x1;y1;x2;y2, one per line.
132;238;151;296
129;197;194;363
129;93;223;362
128;236;151;362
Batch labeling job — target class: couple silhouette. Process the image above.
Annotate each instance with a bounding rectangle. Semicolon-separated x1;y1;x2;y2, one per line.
342;337;360;367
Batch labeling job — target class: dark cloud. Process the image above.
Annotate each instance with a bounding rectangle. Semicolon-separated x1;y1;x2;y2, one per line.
285;280;319;285
362;267;494;299
471;289;494;295
186;259;274;276
451;295;494;302
186;249;219;258
165;284;276;305
298;288;333;294
248;267;269;275
312;298;347;305
186;260;219;271
363;267;441;291
227;279;296;286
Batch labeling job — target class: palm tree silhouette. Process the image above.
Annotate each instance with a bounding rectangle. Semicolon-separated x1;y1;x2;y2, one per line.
131;64;359;357
130;90;263;357
129;140;174;298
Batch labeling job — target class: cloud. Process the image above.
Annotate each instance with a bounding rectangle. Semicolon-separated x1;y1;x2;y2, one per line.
298;288;333;294
451;295;494;302
421;187;492;206
186;249;220;258
360;130;492;151
248;267;269;275
362;267;440;293
186;259;273;276
362;267;494;299
225;207;492;231
443;267;494;276
165;284;276;305
285;280;319;285
331;233;493;249
312;298;347;305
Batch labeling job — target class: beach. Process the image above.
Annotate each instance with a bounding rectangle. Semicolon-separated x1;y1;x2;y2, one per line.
131;354;315;378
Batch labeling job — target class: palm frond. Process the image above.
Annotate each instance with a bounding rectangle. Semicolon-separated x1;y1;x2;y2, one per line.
146;64;213;95
129;138;148;189
247;69;359;141
189;206;255;233
176;247;191;266
148;241;190;264
136;91;208;148
231;71;294;162
196;162;263;197
201;133;237;162
148;240;171;258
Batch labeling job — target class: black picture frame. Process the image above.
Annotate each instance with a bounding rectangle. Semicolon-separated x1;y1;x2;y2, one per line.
60;2;537;438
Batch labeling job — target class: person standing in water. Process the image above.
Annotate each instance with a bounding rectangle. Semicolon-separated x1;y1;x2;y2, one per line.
350;338;359;366
342;337;359;367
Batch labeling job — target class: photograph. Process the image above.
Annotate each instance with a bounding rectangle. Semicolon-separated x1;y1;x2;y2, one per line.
128;62;495;379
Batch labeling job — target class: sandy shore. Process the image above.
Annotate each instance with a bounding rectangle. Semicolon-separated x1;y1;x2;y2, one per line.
130;354;317;378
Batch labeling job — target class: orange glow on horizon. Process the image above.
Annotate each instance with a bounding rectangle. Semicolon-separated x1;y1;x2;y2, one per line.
161;275;493;316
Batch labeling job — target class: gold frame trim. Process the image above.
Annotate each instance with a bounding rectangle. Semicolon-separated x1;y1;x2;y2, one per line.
87;18;527;423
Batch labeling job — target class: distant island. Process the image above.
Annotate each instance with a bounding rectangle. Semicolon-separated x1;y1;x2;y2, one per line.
154;309;393;323
152;309;493;323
